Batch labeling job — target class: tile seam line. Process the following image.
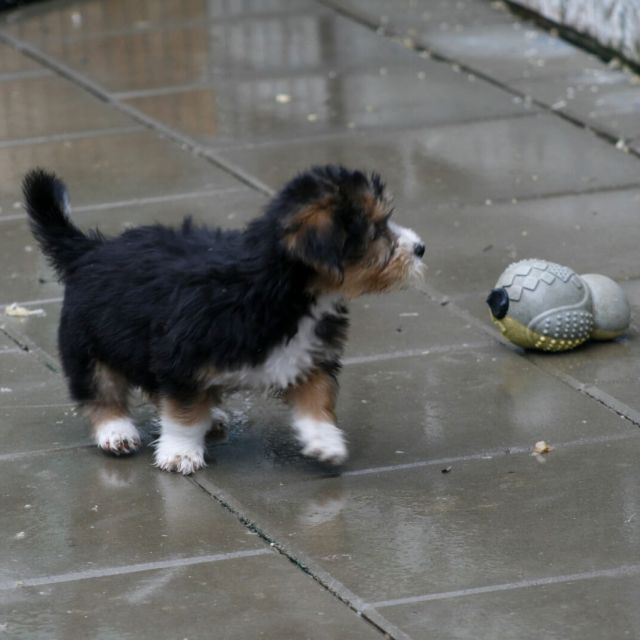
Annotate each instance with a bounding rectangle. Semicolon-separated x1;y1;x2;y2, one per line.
188;477;413;640
206;111;539;153
341;430;640;477
0;186;252;222
315;0;640;162
0;548;271;591
365;562;640;608
0;125;143;150
415;283;640;430
0;31;275;198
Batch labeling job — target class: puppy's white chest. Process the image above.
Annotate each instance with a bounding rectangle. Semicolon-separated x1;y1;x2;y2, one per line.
209;296;343;390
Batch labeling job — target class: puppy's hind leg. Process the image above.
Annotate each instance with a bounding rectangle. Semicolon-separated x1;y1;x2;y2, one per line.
154;395;211;475
83;362;141;455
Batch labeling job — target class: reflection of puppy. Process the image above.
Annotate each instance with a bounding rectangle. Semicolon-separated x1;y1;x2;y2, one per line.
24;166;426;474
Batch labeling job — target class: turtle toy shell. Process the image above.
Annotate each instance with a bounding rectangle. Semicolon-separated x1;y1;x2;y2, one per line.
486;259;630;352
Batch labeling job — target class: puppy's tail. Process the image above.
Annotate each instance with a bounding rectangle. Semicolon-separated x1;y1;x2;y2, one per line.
23;168;101;280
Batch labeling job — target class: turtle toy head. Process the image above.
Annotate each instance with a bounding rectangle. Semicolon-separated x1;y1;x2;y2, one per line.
486;259;630;352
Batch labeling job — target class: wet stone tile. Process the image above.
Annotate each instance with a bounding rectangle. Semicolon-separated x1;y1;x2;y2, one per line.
198;439;640;603
3;0;320;42
0;404;89;455
0;448;263;584
25;11;422;93
422;187;640;299
0;188;264;305
422;22;608;83
0;350;67;408
125;63;532;148
200;345;635;488
380;570;640;640
332;0;517;33
0;42;41;75
221;114;640;207
0;75;133;143
512;70;640;142
1;553;381;640
0;130;239;213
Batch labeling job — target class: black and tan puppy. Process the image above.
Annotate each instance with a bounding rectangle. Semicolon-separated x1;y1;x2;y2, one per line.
24;166;425;474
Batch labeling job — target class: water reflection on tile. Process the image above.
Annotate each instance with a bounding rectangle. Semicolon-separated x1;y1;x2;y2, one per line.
0;74;132;143
0;130;239;213
221;114;640;206
126;64;531;148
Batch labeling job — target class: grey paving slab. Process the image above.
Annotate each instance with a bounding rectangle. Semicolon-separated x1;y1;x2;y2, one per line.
329;0;517;32
0;350;67;408
331;0;607;83
198;439;640;604
512;69;640;142
0;129;239;214
0;42;40;74
0;404;90;455
14;9;429;93
0;332;17;353
0;188;264;305
0;74;133;143
423;186;640;298
221;114;640;207
1;553;382;640
0;447;264;584
2;0;320;40
124;63;532;148
380;570;640;640
423;22;610;83
199;345;636;487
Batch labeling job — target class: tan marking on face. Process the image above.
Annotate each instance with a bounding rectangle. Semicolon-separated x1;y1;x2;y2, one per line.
283;198;335;255
84;362;130;430
285;369;337;422
362;192;389;224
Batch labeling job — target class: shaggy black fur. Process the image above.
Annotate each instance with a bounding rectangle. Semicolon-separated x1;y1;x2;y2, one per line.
23;166;385;403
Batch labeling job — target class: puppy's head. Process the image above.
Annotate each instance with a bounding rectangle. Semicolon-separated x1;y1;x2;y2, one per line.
276;165;425;297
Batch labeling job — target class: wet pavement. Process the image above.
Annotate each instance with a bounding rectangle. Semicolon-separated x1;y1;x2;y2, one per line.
1;0;640;638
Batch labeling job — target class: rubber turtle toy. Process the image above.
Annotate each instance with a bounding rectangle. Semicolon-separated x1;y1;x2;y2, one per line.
487;259;631;352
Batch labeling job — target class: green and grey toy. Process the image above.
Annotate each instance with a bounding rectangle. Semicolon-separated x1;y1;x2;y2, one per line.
487;259;631;352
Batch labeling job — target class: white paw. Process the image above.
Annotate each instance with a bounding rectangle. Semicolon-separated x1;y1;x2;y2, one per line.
95;418;142;456
294;417;348;465
154;438;206;475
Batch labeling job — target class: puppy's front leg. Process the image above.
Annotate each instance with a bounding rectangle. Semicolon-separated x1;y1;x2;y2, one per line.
154;396;211;474
285;368;348;465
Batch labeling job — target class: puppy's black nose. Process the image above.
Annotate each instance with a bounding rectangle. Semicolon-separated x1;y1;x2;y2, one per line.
414;243;426;258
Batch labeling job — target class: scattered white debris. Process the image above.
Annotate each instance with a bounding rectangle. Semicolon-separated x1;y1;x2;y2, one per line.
14;531;26;540
91;505;99;512
306;113;318;122
0;388;12;393
399;312;419;317
551;100;567;110
70;11;82;27
616;139;629;152
5;303;45;317
275;93;291;104
533;440;553;455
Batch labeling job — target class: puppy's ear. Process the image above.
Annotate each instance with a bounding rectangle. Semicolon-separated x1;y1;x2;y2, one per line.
282;198;346;279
